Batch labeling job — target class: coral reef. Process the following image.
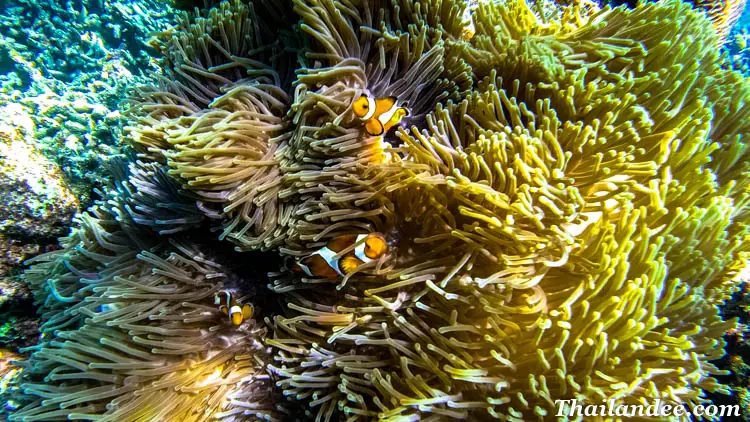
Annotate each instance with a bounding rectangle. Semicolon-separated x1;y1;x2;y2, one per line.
14;93;126;205
0;0;164;87
0;0;174;205
726;13;750;74
8;0;750;420
709;276;750;421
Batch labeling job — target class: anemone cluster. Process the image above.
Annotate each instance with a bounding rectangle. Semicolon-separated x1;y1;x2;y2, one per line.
8;0;750;420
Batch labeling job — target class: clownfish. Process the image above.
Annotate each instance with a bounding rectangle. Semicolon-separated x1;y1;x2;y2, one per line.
291;233;388;279
214;291;254;326
352;94;409;136
462;25;475;41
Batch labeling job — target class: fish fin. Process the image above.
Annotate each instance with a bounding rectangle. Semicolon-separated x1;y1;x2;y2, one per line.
242;304;253;319
381;107;408;134
365;118;384;136
327;234;357;252
339;255;363;275
382;121;398;135
391;108;408;123
220;305;228;315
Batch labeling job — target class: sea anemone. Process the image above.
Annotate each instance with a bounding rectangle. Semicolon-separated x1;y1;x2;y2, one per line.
128;0;296;250
266;0;750;419
8;0;750;420
12;179;278;420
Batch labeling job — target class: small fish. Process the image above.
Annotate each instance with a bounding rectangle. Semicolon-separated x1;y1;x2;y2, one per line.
98;303;120;313
352;94;409;136
91;304;121;322
462;25;475;41
214;290;254;326
292;233;388;278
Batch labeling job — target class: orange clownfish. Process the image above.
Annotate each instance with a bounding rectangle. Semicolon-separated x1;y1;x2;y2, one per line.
291;233;388;279
352;94;409;136
214;291;254;326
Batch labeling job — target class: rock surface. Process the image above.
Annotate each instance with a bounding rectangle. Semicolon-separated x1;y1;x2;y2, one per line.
0;104;79;241
0;107;78;351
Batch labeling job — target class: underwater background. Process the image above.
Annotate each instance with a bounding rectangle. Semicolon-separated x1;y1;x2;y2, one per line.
1;0;750;420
